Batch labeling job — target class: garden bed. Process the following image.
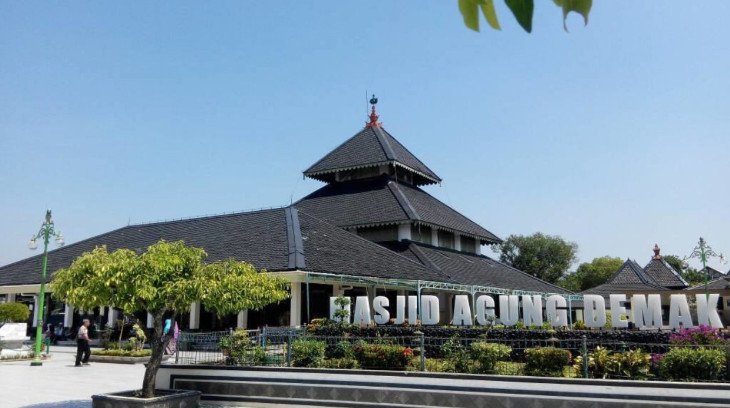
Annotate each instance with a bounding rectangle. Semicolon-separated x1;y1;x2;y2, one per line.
90;349;171;364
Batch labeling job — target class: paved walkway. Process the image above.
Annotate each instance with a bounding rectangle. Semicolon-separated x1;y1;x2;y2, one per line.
0;346;145;408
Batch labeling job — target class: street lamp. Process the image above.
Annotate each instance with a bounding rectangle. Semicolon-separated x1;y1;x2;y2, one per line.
684;237;725;298
28;210;64;366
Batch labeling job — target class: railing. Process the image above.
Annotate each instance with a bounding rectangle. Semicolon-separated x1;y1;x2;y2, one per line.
173;330;730;382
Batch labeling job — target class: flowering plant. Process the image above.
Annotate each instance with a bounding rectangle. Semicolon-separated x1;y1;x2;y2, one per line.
669;325;725;345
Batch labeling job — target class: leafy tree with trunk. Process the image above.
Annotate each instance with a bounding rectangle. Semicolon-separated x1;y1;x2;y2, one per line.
50;240;289;398
559;256;623;292
497;232;577;284
458;0;592;33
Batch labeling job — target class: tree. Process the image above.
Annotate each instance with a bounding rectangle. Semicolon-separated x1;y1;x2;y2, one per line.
497;232;577;284
50;240;289;398
664;254;704;287
458;0;592;33
559;256;622;292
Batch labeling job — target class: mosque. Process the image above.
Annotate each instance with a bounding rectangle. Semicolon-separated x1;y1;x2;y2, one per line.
0;98;578;332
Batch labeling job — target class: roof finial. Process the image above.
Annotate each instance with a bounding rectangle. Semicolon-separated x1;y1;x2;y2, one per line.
366;94;381;128
653;243;661;259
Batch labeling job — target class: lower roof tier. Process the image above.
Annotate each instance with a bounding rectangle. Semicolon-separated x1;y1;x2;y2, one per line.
0;206;565;294
296;176;501;244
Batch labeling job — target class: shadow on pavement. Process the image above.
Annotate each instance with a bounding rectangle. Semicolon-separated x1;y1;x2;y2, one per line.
21;400;90;408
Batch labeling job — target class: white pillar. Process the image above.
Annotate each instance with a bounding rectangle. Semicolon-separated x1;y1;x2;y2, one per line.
107;307;117;328
237;310;249;329
64;304;74;327
189;302;200;330
431;229;439;247
32;296;39;327
332;284;345;297
6;293;16;303
290;283;302;327
474;240;481;255
454;234;462;252
147;313;154;328
398;224;412;241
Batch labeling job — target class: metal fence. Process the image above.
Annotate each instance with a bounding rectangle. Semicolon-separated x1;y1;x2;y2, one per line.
173;329;730;382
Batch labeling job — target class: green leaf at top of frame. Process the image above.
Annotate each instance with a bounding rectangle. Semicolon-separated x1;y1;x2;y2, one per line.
505;0;534;33
480;0;501;30
553;0;592;29
459;0;501;32
459;0;480;31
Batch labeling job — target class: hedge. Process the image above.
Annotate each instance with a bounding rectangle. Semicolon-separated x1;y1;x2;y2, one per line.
307;325;671;357
0;302;30;323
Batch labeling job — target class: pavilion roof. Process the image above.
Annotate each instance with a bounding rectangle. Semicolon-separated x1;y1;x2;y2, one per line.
303;126;441;186
296;176;501;243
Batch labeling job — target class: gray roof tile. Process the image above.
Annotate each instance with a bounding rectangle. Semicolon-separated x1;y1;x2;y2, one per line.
296;177;501;243
303;127;441;185
382;241;569;293
643;258;688;288
0;207;445;286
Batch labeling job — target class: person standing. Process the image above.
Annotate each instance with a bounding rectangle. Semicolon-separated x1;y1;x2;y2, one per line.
75;319;91;367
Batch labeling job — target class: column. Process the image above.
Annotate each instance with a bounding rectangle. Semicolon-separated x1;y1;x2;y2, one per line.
290;283;302;327
431;229;439;247
7;293;16;303
64;304;74;328
32;295;39;327
454;234;462;252
147;313;154;328
474;240;481;255
237;310;249;329
107;307;117;328
368;286;376;311
437;292;450;324
189;302;200;330
397;223;412;241
332;284;345;297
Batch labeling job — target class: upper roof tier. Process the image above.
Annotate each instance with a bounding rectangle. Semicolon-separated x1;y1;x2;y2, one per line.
303;125;442;186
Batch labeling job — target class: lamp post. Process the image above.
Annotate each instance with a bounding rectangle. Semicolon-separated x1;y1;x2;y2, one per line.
685;237;724;298
28;210;64;366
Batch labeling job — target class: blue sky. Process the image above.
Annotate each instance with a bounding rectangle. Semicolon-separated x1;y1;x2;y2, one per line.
1;2;728;272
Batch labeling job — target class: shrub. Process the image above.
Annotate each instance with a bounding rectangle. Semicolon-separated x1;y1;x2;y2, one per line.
470;342;512;374
327;340;355;359
440;336;471;373
525;347;571;377
291;338;326;367
658;347;726;381
219;329;266;366
319;358;360;369
353;342;410;370
669;325;726;346
575;347;651;379
0;303;30;323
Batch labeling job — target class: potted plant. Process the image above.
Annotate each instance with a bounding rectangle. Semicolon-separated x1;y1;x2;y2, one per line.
51;240;289;407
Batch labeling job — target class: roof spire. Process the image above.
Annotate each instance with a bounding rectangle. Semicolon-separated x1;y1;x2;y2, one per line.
653;243;661;260
365;94;381;128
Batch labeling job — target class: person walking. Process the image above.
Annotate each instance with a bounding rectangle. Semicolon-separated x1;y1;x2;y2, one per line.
75;319;91;367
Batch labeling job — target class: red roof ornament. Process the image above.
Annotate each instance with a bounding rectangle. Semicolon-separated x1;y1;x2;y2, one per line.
366;94;382;128
653;243;661;260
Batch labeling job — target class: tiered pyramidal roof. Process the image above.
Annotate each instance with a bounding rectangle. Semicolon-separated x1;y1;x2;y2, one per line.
299;97;500;245
583;244;689;299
